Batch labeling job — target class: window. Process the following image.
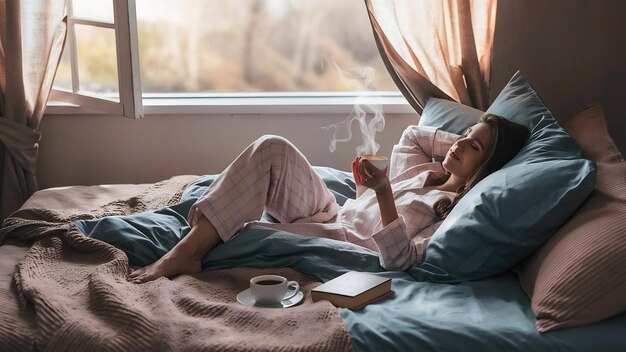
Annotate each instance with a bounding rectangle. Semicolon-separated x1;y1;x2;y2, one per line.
51;0;142;118
51;0;402;117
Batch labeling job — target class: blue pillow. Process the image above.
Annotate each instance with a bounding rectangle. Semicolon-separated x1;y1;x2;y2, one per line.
418;97;482;134
409;71;597;282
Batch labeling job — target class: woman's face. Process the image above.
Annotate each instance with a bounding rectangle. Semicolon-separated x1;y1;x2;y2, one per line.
442;122;493;180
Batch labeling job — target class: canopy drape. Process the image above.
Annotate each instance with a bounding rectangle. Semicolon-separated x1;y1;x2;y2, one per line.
365;0;497;113
0;0;66;221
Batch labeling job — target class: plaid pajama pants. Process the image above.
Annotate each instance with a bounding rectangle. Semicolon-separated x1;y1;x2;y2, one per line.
188;135;341;242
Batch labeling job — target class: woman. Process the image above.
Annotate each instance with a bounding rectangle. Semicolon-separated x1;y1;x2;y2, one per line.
130;114;529;283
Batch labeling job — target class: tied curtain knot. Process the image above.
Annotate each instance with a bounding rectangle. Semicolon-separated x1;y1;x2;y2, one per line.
0;117;41;174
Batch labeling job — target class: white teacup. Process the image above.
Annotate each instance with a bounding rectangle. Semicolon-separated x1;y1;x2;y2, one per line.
250;275;300;305
362;155;389;172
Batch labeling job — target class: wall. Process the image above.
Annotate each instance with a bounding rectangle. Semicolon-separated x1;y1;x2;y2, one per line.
37;1;626;188
490;0;626;153
37;112;417;188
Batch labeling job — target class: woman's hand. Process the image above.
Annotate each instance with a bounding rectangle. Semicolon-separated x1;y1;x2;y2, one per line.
351;156;364;185
351;156;368;197
352;156;397;226
356;158;390;193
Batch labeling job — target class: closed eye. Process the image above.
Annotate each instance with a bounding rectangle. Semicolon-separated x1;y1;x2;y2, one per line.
468;136;484;151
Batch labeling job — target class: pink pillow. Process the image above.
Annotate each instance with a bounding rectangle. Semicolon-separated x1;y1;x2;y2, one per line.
518;104;626;332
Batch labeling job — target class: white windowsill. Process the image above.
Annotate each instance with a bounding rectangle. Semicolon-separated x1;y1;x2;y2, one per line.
44;92;416;116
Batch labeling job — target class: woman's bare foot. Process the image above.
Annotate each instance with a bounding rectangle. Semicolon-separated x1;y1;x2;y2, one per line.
129;215;222;283
128;253;201;283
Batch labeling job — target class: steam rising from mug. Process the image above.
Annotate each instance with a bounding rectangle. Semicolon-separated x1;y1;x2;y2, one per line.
322;99;385;155
320;60;385;155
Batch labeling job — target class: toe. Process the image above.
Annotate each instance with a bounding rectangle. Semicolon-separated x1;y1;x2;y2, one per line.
133;276;145;284
129;268;146;278
134;272;156;284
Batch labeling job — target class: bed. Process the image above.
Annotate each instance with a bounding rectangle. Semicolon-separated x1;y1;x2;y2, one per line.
2;73;626;351
2;166;626;351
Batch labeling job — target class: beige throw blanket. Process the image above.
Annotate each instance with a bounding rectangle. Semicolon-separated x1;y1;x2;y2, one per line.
0;176;352;351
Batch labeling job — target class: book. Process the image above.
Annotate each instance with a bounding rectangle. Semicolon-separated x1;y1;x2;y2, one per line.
311;271;392;310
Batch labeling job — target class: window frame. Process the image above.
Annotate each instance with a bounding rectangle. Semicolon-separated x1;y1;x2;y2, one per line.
47;0;410;117
50;0;143;118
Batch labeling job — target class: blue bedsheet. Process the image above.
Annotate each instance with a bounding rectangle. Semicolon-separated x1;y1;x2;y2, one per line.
74;168;626;351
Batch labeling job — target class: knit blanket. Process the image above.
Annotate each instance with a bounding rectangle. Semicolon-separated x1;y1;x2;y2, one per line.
0;176;352;351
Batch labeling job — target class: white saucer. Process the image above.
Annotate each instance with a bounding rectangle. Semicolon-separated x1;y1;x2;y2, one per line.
236;288;304;308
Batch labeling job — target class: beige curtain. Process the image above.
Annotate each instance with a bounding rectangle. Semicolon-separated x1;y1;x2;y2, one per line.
365;0;497;114
0;0;66;221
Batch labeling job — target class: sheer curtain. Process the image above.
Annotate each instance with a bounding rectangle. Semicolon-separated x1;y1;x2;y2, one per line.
0;0;66;221
365;0;497;114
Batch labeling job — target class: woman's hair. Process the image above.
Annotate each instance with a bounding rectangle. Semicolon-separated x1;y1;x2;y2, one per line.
433;114;530;219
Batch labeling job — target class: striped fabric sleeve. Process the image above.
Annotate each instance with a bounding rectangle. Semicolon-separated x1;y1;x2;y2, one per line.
389;125;458;179
371;216;425;271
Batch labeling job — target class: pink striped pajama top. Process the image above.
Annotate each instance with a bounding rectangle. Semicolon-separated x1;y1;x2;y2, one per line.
188;125;459;271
